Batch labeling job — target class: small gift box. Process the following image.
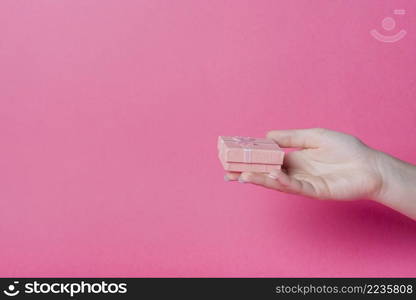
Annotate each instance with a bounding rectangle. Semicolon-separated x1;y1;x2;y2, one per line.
218;136;284;173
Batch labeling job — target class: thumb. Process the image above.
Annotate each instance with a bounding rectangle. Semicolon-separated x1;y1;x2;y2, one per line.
239;169;318;198
266;128;326;149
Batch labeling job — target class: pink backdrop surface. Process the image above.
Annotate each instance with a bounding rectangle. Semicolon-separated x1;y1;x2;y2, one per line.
1;0;416;277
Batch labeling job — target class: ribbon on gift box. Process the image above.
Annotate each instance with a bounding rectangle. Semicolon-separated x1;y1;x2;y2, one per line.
222;136;273;163
232;136;256;163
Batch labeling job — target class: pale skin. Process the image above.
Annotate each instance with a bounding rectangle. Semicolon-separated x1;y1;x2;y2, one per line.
224;128;416;220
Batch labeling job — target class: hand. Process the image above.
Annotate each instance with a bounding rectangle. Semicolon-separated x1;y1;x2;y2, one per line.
225;128;383;201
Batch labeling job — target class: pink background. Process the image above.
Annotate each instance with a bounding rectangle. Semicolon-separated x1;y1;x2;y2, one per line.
1;0;416;277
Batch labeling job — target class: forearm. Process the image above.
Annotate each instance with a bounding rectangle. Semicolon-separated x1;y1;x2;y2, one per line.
373;151;416;220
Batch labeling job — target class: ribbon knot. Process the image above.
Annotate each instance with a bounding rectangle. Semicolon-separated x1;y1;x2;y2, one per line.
232;136;256;163
232;136;256;146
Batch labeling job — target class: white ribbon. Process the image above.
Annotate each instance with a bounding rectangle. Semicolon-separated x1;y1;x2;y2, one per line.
222;136;271;163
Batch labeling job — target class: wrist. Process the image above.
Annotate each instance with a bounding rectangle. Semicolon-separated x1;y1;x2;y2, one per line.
371;150;393;203
371;149;416;219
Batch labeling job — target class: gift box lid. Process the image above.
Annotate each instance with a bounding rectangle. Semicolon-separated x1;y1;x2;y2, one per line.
218;136;284;165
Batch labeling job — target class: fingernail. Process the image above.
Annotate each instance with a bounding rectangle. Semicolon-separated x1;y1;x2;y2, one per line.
238;176;246;183
268;169;280;180
224;174;230;182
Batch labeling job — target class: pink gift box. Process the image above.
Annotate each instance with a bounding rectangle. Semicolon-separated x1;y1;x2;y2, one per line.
218;136;284;173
